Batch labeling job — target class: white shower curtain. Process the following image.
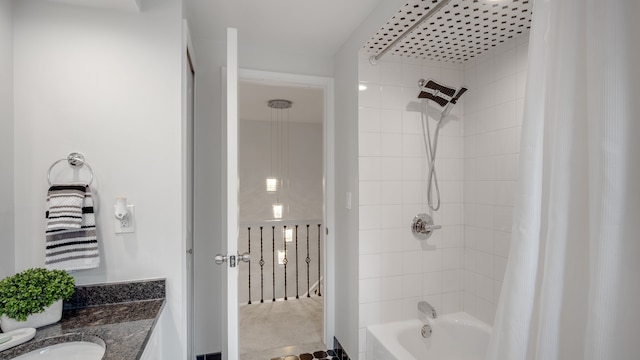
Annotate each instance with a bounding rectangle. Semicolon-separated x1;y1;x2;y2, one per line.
486;0;640;359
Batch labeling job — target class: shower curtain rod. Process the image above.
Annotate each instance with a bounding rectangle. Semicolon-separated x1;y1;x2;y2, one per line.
369;0;453;65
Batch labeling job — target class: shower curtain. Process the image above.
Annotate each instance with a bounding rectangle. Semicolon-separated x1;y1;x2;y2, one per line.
486;0;640;359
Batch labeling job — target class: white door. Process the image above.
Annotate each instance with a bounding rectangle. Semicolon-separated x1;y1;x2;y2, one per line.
186;47;195;360
220;27;240;360
183;20;197;360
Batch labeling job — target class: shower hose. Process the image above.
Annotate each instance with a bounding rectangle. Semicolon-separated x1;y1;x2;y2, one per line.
421;103;444;212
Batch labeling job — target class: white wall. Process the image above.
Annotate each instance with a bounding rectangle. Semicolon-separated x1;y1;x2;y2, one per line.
357;52;465;359
462;37;529;325
332;1;406;358
191;37;226;356
239;119;323;223
239;44;334;79
191;36;236;356
12;0;185;358
0;0;14;280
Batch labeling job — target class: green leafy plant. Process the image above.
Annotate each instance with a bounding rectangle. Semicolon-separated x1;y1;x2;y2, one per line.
0;268;75;321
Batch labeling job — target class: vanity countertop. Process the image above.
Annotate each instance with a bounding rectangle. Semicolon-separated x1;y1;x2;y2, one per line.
0;279;165;360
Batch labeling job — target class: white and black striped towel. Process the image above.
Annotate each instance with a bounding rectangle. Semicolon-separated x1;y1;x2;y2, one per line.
45;184;100;271
45;184;84;230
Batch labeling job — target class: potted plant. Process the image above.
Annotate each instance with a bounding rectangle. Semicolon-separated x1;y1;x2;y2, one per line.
0;268;75;332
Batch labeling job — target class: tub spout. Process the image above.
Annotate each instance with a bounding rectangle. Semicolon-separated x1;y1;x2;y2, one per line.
418;301;437;319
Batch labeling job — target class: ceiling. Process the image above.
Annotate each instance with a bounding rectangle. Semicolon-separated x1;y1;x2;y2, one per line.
184;0;384;57
239;82;324;124
364;0;533;63
48;0;141;12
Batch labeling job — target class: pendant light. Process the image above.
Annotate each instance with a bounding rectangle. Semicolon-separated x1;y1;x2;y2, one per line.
267;99;292;220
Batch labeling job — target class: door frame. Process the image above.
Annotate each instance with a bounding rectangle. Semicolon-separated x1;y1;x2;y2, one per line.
237;68;336;347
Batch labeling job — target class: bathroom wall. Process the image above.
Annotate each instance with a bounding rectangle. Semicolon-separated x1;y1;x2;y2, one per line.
462;37;529;325
190;37;226;355
12;0;185;357
333;1;406;357
0;0;14;280
333;44;363;360
357;52;465;359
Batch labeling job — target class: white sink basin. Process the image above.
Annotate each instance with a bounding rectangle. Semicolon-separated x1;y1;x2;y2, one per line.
12;341;105;360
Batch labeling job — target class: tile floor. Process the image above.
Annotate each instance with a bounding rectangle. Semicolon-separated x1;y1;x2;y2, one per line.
240;296;324;360
270;349;339;360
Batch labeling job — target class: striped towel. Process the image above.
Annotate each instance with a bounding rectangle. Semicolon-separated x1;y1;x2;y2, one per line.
45;184;100;271
45;184;85;230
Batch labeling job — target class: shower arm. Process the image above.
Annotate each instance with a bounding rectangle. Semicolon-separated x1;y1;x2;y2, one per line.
369;0;453;65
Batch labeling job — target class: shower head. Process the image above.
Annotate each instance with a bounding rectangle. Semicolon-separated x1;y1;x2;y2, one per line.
418;78;468;117
418;79;456;107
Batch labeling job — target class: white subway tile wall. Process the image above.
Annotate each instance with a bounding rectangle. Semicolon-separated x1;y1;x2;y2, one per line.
357;37;529;359
462;37;529;325
357;53;465;359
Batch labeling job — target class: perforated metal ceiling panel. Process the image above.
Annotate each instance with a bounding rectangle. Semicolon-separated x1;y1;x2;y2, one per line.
364;0;533;63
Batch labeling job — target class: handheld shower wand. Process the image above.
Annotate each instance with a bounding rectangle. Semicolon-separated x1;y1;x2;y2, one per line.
418;79;468;211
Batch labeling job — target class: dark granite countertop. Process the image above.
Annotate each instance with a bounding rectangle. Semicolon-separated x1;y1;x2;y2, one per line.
0;279;165;360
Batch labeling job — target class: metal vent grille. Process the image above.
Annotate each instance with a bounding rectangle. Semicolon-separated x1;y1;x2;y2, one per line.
364;0;533;63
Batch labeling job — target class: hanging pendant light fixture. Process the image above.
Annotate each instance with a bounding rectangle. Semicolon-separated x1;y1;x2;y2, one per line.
267;99;292;220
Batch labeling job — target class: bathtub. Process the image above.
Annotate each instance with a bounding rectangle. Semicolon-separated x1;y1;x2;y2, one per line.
366;312;491;360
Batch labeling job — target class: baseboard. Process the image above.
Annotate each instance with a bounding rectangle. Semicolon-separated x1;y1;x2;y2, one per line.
196;352;221;360
333;337;351;360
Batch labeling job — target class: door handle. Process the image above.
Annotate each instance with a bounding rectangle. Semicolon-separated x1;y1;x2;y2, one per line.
214;254;227;265
214;252;250;267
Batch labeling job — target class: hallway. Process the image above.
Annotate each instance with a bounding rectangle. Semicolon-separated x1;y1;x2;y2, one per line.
240;296;324;360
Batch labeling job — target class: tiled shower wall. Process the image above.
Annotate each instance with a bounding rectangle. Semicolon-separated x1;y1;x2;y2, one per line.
357;52;465;359
356;34;530;359
462;37;529;325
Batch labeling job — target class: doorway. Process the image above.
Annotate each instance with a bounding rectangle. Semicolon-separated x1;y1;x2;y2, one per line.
236;71;333;360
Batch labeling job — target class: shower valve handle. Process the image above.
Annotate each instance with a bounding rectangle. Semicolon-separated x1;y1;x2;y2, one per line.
411;213;441;239
415;221;442;233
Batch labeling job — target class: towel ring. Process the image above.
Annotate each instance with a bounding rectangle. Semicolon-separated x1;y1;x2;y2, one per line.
47;152;94;186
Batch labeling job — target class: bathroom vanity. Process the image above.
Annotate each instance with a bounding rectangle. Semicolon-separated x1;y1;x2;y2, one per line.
0;279;165;360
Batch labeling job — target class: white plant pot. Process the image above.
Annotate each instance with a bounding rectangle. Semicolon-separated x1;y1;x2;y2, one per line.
0;300;63;332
